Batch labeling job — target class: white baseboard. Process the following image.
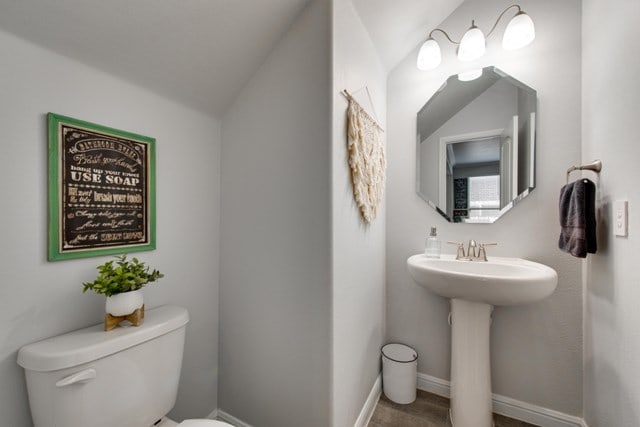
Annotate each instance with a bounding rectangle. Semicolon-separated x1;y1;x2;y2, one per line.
210;372;587;427
417;372;451;398
417;372;585;427
214;409;253;427
354;374;382;427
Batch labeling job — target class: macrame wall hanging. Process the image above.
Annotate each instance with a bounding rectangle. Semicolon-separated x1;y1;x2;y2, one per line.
342;89;386;224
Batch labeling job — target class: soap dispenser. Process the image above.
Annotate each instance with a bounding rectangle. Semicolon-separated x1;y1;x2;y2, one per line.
425;226;441;258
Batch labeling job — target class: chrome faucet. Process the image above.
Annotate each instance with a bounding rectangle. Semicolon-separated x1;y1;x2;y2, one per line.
467;239;477;258
447;240;497;261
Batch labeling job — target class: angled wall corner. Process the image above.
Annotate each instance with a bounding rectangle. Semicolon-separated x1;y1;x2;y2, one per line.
582;0;640;425
331;0;387;426
219;0;332;425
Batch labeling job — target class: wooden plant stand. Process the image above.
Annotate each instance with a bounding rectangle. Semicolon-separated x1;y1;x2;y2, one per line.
104;305;145;331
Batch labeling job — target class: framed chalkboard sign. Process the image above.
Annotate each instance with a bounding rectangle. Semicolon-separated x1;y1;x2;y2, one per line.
48;113;156;261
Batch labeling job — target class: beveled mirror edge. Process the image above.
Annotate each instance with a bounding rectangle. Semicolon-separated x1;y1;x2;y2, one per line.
422;186;535;224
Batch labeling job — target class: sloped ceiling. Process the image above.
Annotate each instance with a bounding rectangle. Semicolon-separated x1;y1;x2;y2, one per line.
0;0;463;116
0;0;310;116
352;0;463;71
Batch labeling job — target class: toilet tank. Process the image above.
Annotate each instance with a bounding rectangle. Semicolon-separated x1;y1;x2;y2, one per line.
17;305;189;427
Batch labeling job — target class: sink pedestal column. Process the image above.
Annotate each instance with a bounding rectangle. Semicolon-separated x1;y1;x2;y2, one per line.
450;298;493;427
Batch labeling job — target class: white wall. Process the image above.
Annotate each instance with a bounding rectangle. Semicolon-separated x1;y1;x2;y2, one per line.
582;0;640;425
386;0;583;415
0;30;221;426
331;0;387;425
219;1;332;426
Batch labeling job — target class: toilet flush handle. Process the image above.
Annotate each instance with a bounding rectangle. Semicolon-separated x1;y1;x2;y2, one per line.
55;368;97;387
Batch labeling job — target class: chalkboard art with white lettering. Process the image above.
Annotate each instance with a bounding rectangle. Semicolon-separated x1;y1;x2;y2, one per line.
48;113;156;261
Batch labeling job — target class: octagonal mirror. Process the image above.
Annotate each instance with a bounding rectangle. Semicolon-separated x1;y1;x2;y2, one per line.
417;66;537;223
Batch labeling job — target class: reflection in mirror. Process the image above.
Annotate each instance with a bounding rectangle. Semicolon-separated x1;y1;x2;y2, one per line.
417;66;536;223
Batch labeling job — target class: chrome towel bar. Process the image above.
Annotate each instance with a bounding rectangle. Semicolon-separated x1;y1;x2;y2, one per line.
566;159;602;183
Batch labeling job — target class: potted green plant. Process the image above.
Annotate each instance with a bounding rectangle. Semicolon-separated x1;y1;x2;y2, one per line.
83;255;163;328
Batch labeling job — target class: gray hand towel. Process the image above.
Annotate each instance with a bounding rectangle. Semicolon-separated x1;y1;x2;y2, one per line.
558;179;597;258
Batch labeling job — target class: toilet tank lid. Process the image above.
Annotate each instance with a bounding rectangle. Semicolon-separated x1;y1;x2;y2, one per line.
17;305;189;372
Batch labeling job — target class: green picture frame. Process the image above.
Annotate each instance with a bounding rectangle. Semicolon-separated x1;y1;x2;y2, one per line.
48;113;156;261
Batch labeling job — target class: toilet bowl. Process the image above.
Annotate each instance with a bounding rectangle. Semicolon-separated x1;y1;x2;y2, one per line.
18;305;231;427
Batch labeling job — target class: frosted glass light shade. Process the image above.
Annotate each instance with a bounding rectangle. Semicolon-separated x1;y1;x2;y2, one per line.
502;11;535;50
417;38;441;70
457;25;486;62
458;68;483;82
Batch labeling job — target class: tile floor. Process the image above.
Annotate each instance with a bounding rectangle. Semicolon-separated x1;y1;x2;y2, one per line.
368;390;539;427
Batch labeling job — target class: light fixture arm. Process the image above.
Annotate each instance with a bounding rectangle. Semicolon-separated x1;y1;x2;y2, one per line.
428;28;460;45
486;4;523;37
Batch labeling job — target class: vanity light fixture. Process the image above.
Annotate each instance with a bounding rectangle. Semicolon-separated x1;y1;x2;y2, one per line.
416;4;535;71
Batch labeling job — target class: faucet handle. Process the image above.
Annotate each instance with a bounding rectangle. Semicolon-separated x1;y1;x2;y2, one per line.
479;242;498;248
477;243;498;261
447;241;466;259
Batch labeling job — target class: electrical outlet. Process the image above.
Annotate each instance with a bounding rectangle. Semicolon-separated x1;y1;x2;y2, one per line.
614;200;628;237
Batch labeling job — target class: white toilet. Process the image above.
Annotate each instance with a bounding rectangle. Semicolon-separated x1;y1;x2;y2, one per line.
17;305;232;427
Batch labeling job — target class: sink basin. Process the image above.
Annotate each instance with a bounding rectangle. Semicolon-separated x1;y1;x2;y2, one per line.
406;253;558;426
407;254;558;306
406;253;558;427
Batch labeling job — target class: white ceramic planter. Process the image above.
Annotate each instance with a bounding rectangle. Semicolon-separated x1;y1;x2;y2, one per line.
105;289;144;316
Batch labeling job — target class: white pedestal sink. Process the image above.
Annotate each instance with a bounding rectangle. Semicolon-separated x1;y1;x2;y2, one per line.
406;254;558;427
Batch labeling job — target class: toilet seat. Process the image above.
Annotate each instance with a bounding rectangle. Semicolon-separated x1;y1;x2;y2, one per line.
178;420;233;427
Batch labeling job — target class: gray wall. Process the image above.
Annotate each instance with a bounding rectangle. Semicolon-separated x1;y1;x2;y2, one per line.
0;29;221;426
219;1;332;425
386;0;583;416
331;0;387;425
582;0;640;425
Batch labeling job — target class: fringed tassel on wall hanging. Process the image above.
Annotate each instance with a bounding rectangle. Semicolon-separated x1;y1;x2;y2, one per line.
343;89;386;224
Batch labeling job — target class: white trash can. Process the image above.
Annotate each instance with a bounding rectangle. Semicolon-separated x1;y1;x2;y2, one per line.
381;343;418;404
